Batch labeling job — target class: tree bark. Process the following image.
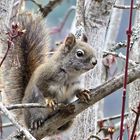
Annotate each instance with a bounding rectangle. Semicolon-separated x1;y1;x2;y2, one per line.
71;0;119;139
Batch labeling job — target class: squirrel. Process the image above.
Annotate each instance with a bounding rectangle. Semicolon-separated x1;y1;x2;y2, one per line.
1;12;97;137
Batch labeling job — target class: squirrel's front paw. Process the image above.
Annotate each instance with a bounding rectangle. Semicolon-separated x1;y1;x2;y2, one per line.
45;98;58;110
76;89;91;104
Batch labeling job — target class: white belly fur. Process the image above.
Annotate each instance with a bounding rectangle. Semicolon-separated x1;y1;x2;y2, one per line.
48;81;82;103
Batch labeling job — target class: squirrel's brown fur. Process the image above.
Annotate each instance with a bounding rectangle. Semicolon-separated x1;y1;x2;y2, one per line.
1;13;49;120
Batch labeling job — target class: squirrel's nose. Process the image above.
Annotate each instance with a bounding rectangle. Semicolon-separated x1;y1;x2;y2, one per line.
91;59;97;65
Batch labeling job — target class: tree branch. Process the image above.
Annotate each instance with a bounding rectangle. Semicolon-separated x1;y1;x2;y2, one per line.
2;122;13;128
26;0;64;18
41;0;64;17
29;64;140;139
103;51;138;66
5;103;46;110
97;112;129;122
108;42;127;51
0;103;36;140
114;4;140;9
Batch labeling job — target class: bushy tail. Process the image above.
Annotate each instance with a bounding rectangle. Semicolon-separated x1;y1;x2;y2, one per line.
1;12;50;118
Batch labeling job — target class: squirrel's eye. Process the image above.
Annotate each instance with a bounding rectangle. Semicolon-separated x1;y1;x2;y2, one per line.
76;49;84;58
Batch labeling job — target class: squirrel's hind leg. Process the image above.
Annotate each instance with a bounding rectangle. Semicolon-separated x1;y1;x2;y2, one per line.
23;85;49;130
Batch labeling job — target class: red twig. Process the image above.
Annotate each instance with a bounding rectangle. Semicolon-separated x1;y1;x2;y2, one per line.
119;0;134;139
0;45;10;67
126;124;130;140
0;22;25;67
133;134;137;140
130;102;140;140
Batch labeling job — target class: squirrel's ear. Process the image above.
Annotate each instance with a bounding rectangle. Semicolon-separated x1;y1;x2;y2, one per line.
81;34;88;42
64;33;76;48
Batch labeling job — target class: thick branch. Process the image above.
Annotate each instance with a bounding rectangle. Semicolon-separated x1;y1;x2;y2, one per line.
30;64;140;139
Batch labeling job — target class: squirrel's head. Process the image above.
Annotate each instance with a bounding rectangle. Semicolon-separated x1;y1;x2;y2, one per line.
58;33;97;77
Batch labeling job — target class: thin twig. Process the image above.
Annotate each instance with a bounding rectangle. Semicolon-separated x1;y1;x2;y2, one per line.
0;23;25;67
26;0;64;18
114;5;139;9
103;51;138;66
2;122;13;128
5;103;46;110
97;112;129;122
109;42;127;51
41;0;64;17
0;45;10;67
119;0;134;138
0;103;36;140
